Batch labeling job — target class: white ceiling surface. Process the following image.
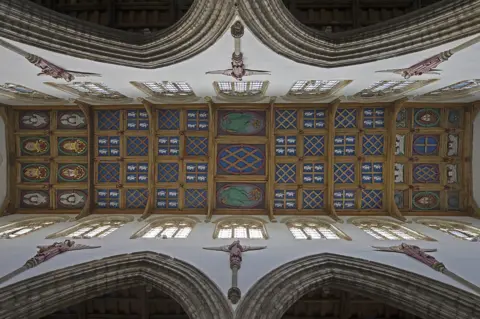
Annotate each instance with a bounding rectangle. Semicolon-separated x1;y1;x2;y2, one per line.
0;19;479;104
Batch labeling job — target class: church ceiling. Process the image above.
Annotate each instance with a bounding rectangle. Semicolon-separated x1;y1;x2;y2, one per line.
8;102;474;220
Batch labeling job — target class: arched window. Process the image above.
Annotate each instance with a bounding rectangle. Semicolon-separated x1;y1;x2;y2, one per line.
131;216;198;239
46;215;133;239
283;217;351;240
214;217;268;239
349;218;433;241
415;218;480;241
0;216;69;239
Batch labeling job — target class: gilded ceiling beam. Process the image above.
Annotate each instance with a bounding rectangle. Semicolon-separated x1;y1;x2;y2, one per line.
385;97;408;222
326;99;341;223
268;97;277;222
205;97;216;222
462;104;474;216
138;98;156;221
74;100;95;220
0;104;15;216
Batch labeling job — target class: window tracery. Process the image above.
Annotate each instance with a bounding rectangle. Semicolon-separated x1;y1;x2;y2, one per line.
131;216;198;239
282;217;350;240
0;83;62;102
416;79;480;101
213;81;269;101
0;216;69;239
349;218;432;241
214;217;268;239
130;81;198;102
415;218;480;241
46;216;133;239
46;82;132;103
283;80;352;101
352;80;436;101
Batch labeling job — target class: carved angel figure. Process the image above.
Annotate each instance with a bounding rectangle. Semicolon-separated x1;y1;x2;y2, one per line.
0;38;101;82
373;243;445;271
203;240;266;269
206;53;271;81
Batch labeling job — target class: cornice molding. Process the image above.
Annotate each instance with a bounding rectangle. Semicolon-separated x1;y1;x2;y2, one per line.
0;0;479;68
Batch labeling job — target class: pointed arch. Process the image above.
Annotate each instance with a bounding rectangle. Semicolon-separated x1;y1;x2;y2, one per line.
235;253;480;319
0;251;233;319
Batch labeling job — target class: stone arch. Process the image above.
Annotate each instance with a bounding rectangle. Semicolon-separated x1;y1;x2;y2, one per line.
0;251;233;319
235;253;480;319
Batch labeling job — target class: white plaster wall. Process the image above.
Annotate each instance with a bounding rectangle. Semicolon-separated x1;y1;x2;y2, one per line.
0;116;6;209
0;20;479;104
473;113;480;205
0;214;480;305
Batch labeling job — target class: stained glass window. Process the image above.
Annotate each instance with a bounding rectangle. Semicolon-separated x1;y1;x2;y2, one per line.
215;218;267;239
417;219;480;241
354;220;428;240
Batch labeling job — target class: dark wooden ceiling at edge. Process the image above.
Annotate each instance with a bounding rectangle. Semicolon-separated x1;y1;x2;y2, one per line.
29;0;442;34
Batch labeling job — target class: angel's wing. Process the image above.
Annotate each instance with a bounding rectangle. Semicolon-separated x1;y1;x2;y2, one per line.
66;70;102;77
203;246;230;252
242;246;267;252
375;69;403;73
69;244;101;251
206;69;232;76
244;69;271;76
372;245;403;253
424;70;442;75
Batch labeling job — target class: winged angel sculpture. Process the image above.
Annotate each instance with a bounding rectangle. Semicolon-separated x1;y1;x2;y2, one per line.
376;34;480;79
0;38;101;81
206;21;270;81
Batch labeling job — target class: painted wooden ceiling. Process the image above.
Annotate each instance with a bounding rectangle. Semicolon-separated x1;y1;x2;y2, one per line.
9;101;473;220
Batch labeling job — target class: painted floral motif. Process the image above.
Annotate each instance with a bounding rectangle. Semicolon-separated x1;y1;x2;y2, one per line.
414;108;440;127
57;111;87;129
58;137;87;156
217;184;264;208
19;111;50;129
412;192;440;210
56;190;87;209
20;137;50;156
20;190;49;208
58;164;88;182
219;111;265;135
21;163;50;182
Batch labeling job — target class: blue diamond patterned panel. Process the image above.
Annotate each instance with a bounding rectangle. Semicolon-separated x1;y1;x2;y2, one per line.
158;136;180;156
98;162;120;183
303;109;326;129
413;135;439;156
333;190;355;210
275;163;296;183
303;190;324;209
126;163;148;183
157;163;179;182
186;163;208;183
303;163;324;183
97;110;120;130
361;163;383;183
126;188;148;208
335;108;357;128
217;145;265;175
127;136;149;156
334;135;355;156
304;136;325;156
275;110;297;129
274;190;297;209
275;136;296;156
363;108;385;128
362;134;384;155
126;110;149;130
156;188;179;209
98;136;120;156
361;190;383;209
413;164;440;183
96;189;120;208
158;110;180;130
185;189;207;208
187;110;209;131
334;163;355;184
186;137;208;156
